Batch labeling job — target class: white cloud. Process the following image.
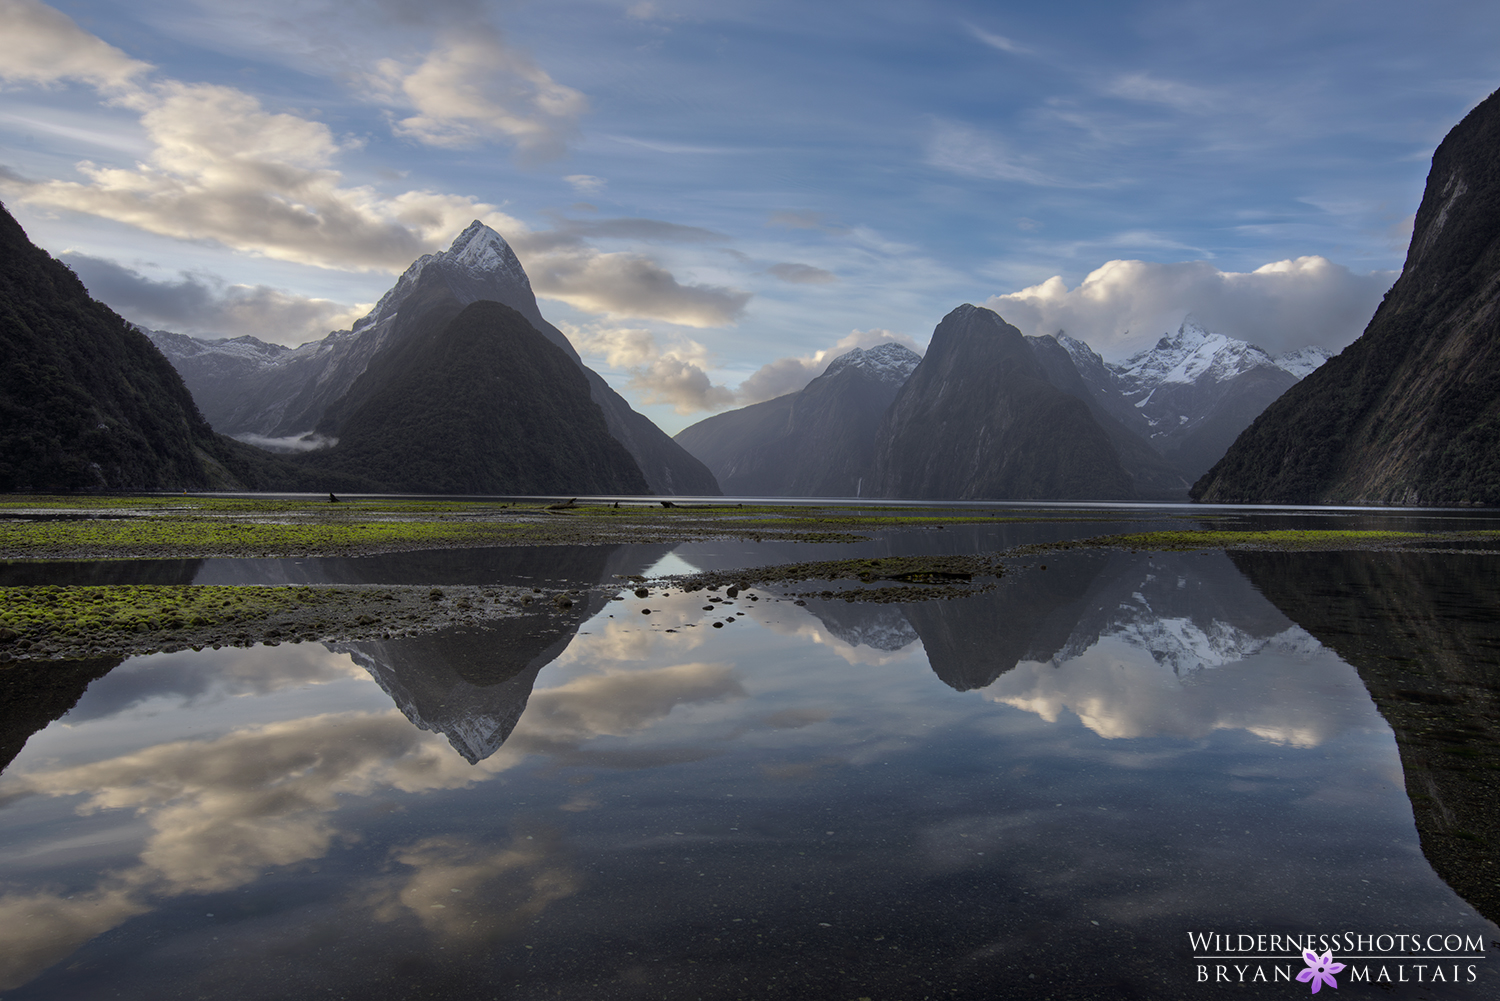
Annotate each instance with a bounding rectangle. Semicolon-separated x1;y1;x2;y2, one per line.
566;322;734;413
0;0;151;91
7;79;521;272
373;28;586;162
64;253;368;343
987;256;1397;358
0;12;735;329
564;174;605;194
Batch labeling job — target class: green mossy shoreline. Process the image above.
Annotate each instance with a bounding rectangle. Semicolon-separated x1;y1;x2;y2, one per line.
0;583;552;662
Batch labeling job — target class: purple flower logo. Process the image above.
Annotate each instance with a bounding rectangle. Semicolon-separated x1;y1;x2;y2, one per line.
1297;950;1346;993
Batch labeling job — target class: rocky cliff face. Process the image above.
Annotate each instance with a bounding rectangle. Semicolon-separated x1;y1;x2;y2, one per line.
673;343;920;496
147;222;719;495
1194;88;1500;504
869;305;1135;500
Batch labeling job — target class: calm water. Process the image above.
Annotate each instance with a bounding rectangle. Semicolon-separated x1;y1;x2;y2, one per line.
2;506;1498;999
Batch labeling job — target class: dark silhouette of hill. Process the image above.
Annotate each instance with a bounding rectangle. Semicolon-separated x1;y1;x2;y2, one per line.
674;343;920;496
0;202;318;492
301;298;649;494
870;305;1135;500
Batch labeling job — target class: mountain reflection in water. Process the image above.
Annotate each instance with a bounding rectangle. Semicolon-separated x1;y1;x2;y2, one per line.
0;544;1496;999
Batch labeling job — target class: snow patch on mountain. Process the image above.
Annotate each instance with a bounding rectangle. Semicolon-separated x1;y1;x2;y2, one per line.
354;221;529;334
822;342;922;385
1274;345;1333;379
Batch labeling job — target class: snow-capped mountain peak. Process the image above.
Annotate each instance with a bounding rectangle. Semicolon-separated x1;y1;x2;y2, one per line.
822;342;922;385
354;220;530;333
1115;321;1280;395
1274;345;1333;380
446;220;530;285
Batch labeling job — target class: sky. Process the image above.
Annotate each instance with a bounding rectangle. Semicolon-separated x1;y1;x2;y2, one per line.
3;0;1498;434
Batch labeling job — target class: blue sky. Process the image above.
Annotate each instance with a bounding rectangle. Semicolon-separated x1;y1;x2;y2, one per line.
3;0;1498;432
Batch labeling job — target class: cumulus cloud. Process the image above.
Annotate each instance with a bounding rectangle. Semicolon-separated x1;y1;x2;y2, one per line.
767;262;837;284
0;0;151;91
567;322;735;413
1;7;744;332
987;256;1397;358
372;28;586;162
6;79;520;272
735;327;922;405
63;253;368;343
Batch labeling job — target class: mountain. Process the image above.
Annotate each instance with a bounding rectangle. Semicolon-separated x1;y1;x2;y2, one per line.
0;201;307;492
869;305;1137;500
147;222;719;495
673;342;921;496
1193;88;1500;504
1049;322;1328;483
1023;334;1193;497
299;298;650;494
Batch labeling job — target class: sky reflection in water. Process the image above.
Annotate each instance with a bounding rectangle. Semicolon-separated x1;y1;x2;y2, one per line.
0;548;1494;999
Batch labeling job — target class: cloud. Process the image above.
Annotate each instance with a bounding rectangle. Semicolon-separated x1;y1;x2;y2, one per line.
524;246;749;327
567;322;735;413
571;321;924;414
546;217;726;243
926;122;1075;187
374;835;579;944
564;174;605;194
372;28;586;162
735;327;922;405
0;659;739;986
63;253;368;343
6;79;520;272
987;256;1397;358
965;23;1031;56
767;262;837;284
1107;73;1217;113
0;0;152;91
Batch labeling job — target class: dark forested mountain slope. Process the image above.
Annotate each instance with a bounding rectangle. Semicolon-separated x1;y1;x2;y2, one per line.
300;299;649;495
0;202;303;492
1194;88;1500;505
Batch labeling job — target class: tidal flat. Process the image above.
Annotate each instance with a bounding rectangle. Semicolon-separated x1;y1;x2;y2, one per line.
2;496;1499;999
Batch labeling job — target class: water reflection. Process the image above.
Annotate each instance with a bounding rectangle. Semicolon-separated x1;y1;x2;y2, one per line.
1;543;1496;998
